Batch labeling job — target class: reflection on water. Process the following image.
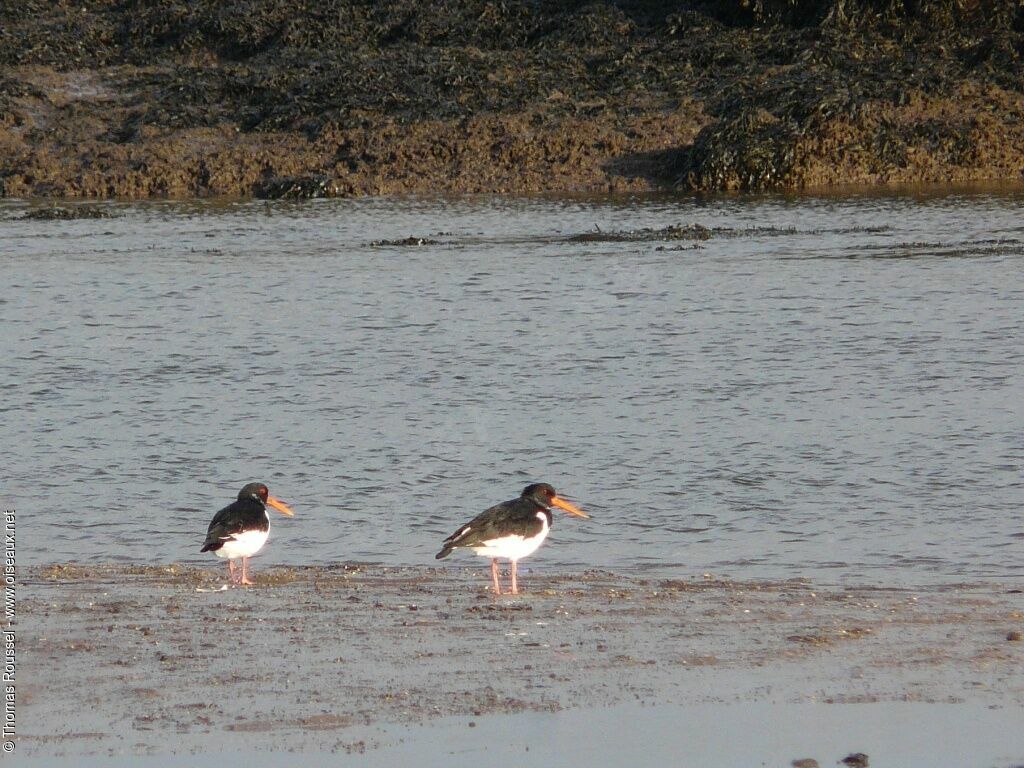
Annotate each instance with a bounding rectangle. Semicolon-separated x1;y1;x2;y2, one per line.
3;190;1023;583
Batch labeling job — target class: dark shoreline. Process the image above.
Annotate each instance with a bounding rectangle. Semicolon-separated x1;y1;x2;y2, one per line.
20;564;1024;757
2;1;1023;199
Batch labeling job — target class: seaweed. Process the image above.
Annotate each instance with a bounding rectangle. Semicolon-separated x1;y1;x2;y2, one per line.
1;0;1022;196
253;174;347;199
369;236;442;246
17;205;115;220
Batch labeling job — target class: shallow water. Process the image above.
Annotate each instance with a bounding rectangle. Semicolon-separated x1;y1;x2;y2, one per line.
17;701;1024;768
3;189;1023;583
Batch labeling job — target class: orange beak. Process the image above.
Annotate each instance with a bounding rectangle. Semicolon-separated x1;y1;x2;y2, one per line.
551;495;589;519
267;496;294;517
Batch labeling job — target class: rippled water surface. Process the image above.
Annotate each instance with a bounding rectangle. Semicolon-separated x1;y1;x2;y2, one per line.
4;190;1023;583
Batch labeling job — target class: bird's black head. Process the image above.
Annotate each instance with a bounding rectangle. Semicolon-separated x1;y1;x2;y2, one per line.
236;482;294;516
521;482;589;518
522;483;557;507
238;482;270;503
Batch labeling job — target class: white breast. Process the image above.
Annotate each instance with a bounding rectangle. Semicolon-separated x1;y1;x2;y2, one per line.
213;528;270;560
470;511;550;562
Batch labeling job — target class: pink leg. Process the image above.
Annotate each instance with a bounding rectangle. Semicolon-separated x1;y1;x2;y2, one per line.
228;559;238;584
240;557;254;586
490;559;502;595
510;560;519;595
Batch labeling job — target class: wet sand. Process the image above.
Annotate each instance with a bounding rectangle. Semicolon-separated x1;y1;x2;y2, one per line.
19;564;1024;759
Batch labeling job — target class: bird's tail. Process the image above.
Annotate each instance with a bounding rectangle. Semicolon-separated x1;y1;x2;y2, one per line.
200;539;223;553
435;544;454;560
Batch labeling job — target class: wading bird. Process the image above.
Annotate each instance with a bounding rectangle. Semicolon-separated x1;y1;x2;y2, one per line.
436;483;588;595
200;482;294;585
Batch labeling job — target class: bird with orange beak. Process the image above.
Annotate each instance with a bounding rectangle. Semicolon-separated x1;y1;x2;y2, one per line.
436;483;589;595
200;482;294;585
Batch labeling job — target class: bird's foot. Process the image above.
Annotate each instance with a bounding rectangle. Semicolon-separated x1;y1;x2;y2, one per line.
239;558;255;586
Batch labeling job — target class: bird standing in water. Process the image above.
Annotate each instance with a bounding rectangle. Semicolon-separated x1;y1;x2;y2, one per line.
200;482;294;585
436;483;589;595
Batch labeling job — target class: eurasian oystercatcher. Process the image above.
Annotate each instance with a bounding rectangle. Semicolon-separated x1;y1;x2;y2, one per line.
436;483;588;595
200;482;294;585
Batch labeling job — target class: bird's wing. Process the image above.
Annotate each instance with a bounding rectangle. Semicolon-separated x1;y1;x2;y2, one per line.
442;502;534;548
201;502;251;550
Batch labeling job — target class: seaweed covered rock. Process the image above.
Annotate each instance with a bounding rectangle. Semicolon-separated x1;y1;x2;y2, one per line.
707;0;1022;28
677;109;799;191
0;0;1022;197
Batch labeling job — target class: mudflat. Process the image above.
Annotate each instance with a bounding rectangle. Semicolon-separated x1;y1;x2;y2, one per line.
19;564;1024;757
